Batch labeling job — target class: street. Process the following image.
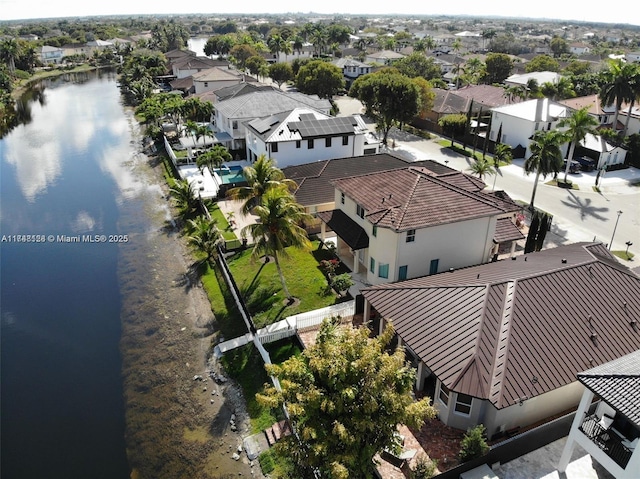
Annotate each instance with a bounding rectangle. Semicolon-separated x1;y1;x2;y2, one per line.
334;95;640;259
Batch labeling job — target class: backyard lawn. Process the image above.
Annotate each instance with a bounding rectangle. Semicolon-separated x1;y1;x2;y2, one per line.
207;202;238;241
227;240;350;328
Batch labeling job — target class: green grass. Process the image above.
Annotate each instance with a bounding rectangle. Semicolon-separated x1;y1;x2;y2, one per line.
612;250;635;261
227;240;347;328
546;179;580;190
220;337;301;434
437;140;489;162
208;203;238;241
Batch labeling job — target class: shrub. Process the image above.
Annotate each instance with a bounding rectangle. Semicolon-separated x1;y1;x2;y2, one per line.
411;455;438;479
458;424;489;462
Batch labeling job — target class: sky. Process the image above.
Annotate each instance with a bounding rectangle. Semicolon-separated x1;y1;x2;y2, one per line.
1;0;637;26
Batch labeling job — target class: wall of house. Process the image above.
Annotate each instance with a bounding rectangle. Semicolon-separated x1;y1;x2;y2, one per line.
490;112;535;154
482;381;584;439
194;79;240;95
371;217;492;284
619;113;640;136
265;135;361;169
599;146;627;168
434;379;484;431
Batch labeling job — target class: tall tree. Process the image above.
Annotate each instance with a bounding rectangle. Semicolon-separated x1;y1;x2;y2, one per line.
493;143;513;169
484;53;513;84
226;154;296;216
438;114;467;147
350;70;420;145
269;62;294;89
257;318;436;479
600;59;639;132
392;53;441;81
241;188;312;300
524;130;565;209
557;107;599;182
168;178;200;220
295;60;345;99
0;38;20;74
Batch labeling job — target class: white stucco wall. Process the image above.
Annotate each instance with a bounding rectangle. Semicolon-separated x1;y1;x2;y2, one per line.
482;381;585;438
194;79;239;95
269;136;360;168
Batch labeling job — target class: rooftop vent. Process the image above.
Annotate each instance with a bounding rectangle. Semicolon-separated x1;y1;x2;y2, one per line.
561;258;567;264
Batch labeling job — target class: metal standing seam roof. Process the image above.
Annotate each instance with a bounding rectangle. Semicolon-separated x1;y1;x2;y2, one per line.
362;243;640;409
578;349;640;427
332;167;519;232
316;209;369;250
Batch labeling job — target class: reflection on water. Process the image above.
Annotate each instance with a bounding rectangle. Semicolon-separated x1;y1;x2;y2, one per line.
1;69;131;479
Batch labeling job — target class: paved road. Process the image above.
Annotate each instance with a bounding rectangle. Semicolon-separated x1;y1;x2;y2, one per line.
334;96;640;259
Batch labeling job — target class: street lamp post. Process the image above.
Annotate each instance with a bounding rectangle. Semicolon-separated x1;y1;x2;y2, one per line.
608;210;623;250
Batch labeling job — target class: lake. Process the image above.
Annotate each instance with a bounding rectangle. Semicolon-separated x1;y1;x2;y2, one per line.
1;70;134;479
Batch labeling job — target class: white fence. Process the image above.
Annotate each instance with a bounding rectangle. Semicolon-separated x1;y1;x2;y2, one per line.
216;300;355;354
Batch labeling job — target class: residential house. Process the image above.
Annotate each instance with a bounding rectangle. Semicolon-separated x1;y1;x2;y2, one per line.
192;67;251;95
317;166;521;285
570;42;591;55
559;349;640;478
62;43;91;58
362;242;640;438
559;94;617;128
505;71;563;88
332;57;372;87
489;98;571;157
212;90;331;152
39;45;64;64
85;39;113;56
625;51;640;63
171;56;228;79
577;133;627;169
245;108;379;167
619;104;640;136
283;154;453;232
365;50;405;65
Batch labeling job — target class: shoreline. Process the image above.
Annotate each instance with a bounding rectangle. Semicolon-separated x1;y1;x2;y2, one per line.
117;115;263;478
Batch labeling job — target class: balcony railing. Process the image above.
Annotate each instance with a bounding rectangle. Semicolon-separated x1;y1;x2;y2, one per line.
579;414;633;469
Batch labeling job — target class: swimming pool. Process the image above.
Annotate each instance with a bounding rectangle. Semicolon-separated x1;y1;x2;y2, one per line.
214;166;246;185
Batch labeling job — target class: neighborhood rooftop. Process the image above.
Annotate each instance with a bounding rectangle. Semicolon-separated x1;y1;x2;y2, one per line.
362;242;640;410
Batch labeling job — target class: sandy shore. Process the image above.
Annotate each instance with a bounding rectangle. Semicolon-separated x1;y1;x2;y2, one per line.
117;125;264;479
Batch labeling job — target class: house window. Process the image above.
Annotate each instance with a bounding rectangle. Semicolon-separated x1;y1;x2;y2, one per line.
340;192;345;204
342;135;349;145
356;204;365;218
308;139;314;149
378;263;389;279
429;259;439;275
370;257;375;274
271;142;278;153
325;137;332;147
204;82;209;87
438;383;450;406
296;140;301;148
232;121;238;130
454;393;473;416
406;229;416;243
372;225;377;237
398;265;408;281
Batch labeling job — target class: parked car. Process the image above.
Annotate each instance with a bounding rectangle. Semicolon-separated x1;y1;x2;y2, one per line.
575;156;597;172
563;160;581;174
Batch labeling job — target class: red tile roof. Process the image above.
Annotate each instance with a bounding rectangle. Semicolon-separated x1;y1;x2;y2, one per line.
362;243;640;409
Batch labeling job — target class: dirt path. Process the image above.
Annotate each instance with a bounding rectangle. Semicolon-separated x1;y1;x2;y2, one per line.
117;125;264;479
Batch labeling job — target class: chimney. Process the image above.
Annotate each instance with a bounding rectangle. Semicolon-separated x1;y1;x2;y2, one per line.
535;98;544;122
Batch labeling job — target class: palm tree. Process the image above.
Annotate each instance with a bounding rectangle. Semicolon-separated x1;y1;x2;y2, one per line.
493;143;513;170
468;157;495;180
424;36;437;54
0;38;19;75
196;145;232;175
186;216;221;264
168;178;200;220
241;189;313;301
557;107;599;182
524;130;566;210
227;154;297;216
621;65;640;136
600;59;638;132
